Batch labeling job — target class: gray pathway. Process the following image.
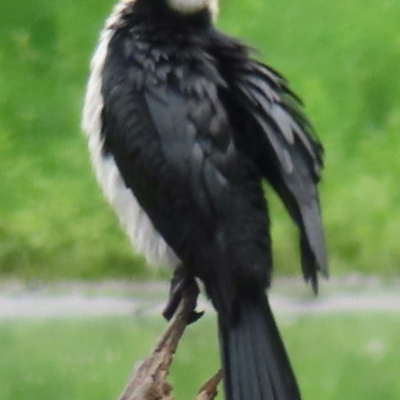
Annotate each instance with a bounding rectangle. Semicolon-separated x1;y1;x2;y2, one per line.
0;276;399;319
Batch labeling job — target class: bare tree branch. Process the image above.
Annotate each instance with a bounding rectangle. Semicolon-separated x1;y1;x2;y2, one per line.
196;370;223;400
117;287;221;400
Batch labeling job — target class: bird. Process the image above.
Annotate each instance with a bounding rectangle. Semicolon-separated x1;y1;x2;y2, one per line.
82;0;328;399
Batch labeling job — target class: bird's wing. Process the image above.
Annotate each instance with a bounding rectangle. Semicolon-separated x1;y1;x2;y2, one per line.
101;52;237;263
143;82;237;220
211;36;328;290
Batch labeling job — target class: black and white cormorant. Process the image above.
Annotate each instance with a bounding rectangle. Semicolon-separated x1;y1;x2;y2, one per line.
82;0;328;399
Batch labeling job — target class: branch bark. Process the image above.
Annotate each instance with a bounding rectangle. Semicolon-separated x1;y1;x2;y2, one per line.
118;288;222;400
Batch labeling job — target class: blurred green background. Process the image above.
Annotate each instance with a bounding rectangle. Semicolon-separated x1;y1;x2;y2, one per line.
1;2;400;400
2;312;400;400
1;0;400;280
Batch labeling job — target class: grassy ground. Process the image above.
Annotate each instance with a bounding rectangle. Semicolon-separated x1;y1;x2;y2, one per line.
1;0;400;279
1;312;399;400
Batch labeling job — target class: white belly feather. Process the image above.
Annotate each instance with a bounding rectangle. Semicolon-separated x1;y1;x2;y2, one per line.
81;5;179;268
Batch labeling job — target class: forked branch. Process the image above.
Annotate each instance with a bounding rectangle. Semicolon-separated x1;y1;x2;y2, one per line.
118;288;222;400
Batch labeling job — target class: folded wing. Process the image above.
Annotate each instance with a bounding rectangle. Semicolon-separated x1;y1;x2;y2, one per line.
212;35;328;291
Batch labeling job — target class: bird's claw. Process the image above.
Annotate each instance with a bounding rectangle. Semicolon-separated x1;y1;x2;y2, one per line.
163;265;204;324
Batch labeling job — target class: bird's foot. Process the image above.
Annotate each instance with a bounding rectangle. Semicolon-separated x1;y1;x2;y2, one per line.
163;265;204;324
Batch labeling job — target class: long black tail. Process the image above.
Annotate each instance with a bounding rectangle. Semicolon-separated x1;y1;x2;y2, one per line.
218;294;301;400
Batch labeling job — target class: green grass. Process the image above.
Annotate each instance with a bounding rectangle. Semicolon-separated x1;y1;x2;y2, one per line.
1;0;400;279
1;313;399;400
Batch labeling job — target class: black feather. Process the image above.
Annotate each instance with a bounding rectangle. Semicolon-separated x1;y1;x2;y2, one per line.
208;29;328;285
219;293;301;400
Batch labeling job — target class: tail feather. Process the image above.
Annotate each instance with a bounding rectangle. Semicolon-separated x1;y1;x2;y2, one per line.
218;295;301;400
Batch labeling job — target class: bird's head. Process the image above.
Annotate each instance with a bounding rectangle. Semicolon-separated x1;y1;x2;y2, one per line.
166;0;218;17
127;0;218;19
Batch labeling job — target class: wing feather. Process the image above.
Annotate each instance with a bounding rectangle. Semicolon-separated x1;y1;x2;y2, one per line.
143;84;235;220
211;34;328;288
